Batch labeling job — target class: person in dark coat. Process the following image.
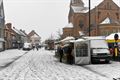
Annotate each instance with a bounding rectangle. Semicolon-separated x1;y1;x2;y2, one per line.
59;46;63;62
67;43;74;64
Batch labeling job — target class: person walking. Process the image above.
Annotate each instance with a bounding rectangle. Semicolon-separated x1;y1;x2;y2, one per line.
59;45;63;62
67;43;74;64
36;44;39;51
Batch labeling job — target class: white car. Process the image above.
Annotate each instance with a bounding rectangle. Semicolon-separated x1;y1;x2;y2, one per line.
23;43;32;50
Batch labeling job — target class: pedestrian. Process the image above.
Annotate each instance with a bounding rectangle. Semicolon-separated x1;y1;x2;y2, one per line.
67;43;74;64
36;44;39;51
59;44;63;62
32;44;35;50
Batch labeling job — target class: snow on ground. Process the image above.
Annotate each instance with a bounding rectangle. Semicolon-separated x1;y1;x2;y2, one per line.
30;49;110;80
0;48;115;80
84;61;120;79
0;49;28;67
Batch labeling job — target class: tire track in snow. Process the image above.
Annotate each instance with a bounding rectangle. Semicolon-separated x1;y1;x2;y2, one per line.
83;66;109;78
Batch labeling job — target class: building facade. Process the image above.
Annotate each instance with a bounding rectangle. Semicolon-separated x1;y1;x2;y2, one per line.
62;0;120;39
0;0;5;51
28;30;41;46
4;23;28;49
4;23;16;49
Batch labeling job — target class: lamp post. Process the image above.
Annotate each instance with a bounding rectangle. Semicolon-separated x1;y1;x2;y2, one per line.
88;0;91;36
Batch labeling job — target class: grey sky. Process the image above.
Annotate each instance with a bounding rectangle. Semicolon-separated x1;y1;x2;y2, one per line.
3;0;120;41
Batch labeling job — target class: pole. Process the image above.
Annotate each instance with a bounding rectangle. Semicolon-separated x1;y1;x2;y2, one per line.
89;0;91;36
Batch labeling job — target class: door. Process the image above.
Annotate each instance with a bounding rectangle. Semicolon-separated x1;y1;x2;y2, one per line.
74;41;90;64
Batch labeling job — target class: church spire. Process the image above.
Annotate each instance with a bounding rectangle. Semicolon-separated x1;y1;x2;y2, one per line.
71;0;84;7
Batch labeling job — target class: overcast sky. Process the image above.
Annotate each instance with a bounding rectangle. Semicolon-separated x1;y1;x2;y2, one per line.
3;0;120;41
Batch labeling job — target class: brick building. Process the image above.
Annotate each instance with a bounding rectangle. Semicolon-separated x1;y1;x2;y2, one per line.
4;23;15;49
62;0;120;39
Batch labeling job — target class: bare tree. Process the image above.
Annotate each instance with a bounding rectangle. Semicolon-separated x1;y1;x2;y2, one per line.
56;28;62;40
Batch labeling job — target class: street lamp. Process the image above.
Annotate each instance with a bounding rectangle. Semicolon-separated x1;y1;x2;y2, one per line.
88;0;91;36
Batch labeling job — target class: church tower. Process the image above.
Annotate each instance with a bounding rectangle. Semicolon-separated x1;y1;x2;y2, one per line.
70;0;84;7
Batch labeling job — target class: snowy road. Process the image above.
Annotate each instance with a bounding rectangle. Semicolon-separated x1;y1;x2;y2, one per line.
0;48;119;80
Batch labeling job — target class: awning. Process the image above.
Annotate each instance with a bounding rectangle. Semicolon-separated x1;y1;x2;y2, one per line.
106;39;120;43
106;33;120;43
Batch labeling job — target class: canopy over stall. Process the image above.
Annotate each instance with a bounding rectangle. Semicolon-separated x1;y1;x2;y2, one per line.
60;36;75;44
106;33;120;43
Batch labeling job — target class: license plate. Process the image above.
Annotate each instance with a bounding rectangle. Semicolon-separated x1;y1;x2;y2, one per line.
100;59;105;61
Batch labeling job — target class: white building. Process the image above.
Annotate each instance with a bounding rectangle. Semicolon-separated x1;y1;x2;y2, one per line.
0;0;5;51
28;30;41;46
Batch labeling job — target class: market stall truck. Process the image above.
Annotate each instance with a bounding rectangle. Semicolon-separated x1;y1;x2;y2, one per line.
74;37;111;64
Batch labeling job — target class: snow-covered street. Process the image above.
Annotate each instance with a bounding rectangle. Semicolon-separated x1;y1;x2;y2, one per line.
0;48;120;80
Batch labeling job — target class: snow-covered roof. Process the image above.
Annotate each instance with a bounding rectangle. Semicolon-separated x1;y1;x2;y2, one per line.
65;23;73;28
13;28;26;36
31;34;39;38
106;33;120;40
75;38;86;42
71;6;88;13
83;36;106;40
100;17;112;24
13;28;20;35
61;36;75;42
100;17;120;25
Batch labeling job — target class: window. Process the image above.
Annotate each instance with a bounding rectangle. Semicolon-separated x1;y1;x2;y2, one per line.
116;13;119;19
76;43;88;57
98;11;101;19
79;20;84;28
107;2;109;9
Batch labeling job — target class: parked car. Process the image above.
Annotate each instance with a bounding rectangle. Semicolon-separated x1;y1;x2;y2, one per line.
23;42;32;50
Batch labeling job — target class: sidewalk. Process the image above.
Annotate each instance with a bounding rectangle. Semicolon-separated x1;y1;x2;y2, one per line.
0;49;28;67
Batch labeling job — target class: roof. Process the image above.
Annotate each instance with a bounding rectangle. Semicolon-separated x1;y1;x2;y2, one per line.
31;34;40;38
28;30;40;38
100;17;120;25
61;36;75;42
83;36;106;40
13;28;26;36
71;6;88;13
100;17;111;24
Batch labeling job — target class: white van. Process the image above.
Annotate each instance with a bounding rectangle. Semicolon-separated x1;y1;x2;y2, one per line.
23;42;32;50
89;39;111;63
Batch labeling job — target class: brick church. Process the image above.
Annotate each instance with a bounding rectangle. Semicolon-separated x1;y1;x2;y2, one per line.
62;0;120;39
